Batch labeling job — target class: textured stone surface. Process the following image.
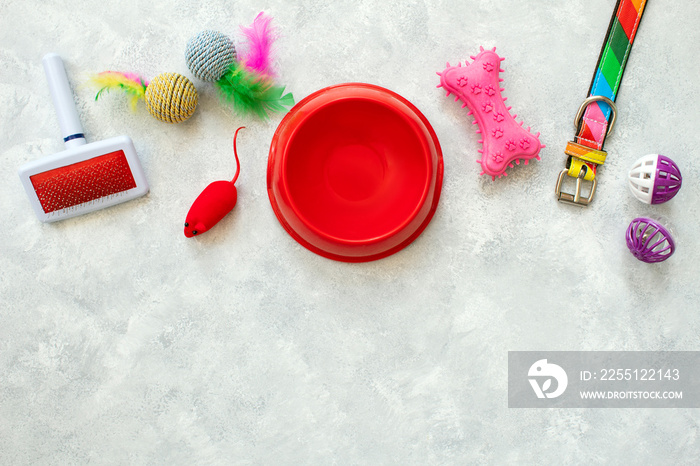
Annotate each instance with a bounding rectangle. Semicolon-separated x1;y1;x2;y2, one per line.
1;0;699;463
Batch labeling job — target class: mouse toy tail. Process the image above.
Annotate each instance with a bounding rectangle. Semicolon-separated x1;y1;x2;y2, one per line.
231;126;244;184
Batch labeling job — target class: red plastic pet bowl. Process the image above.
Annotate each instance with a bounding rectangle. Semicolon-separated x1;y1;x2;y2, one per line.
267;83;443;262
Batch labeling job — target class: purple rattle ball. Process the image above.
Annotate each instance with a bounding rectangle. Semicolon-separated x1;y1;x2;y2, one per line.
626;217;675;263
628;154;682;204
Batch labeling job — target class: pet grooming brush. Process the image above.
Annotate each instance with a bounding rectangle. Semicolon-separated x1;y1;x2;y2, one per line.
18;54;149;222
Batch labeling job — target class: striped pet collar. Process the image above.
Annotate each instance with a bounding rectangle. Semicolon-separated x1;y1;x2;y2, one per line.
556;0;648;206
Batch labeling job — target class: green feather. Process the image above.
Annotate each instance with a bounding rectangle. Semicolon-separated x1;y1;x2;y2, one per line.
215;63;294;119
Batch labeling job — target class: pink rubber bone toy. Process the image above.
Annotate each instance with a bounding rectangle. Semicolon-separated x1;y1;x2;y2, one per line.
437;47;544;180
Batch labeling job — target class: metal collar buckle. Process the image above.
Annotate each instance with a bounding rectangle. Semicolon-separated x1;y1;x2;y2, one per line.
555;95;616;206
555;168;597;206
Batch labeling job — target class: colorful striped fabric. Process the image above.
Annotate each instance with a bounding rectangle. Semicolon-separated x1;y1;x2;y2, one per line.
575;0;648;151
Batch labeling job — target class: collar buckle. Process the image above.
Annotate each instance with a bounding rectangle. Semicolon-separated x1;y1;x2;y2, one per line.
555;168;597;206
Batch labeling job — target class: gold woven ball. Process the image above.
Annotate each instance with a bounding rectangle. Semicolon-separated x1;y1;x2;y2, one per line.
144;72;198;123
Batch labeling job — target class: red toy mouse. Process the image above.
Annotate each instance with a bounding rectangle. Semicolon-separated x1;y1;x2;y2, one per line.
184;126;244;237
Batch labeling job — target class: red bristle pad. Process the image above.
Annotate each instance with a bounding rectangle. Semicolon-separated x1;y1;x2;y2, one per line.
30;150;137;213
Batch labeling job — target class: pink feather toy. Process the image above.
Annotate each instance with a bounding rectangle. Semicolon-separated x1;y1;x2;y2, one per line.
185;13;294;119
239;12;277;78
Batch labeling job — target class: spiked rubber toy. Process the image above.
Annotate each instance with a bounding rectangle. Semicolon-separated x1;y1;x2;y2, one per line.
437;47;544;180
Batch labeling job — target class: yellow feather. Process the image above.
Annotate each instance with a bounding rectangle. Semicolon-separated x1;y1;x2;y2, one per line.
89;72;148;111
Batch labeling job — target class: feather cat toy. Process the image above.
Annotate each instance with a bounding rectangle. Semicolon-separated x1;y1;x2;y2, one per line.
184;126;245;237
185;12;294;119
90;71;198;123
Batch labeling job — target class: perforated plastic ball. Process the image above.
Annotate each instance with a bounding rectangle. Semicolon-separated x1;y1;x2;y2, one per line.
628;153;682;204
626;217;675;263
144;73;198;124
185;30;236;82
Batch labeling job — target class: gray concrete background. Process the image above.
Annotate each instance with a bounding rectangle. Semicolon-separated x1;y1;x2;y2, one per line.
1;0;699;463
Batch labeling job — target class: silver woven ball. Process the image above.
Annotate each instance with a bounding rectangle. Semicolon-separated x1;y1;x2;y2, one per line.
185;30;236;82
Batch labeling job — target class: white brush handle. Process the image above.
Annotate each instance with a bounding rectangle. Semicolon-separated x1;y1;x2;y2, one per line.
43;53;86;149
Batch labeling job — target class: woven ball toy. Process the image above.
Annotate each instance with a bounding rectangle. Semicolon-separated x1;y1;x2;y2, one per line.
90;71;198;124
185;30;237;82
185;12;294;119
